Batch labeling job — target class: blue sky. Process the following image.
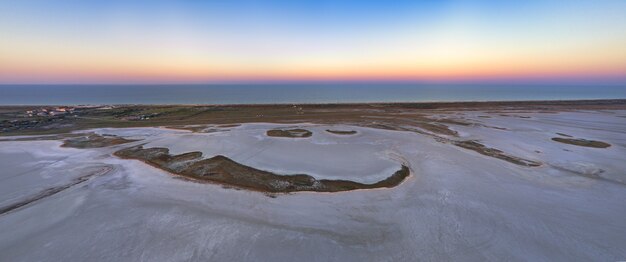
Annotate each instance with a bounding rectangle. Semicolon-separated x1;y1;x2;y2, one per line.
0;0;625;84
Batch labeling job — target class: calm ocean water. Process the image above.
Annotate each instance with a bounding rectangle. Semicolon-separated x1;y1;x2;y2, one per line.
1;84;625;105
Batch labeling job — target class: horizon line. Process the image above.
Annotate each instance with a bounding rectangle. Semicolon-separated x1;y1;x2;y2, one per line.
1;79;625;86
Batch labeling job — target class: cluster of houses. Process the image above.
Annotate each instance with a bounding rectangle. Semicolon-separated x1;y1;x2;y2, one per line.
26;107;75;117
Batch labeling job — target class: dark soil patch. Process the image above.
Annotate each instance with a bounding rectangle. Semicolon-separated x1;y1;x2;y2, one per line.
326;129;357;135
551;137;611;148
416;123;458;136
267;128;312;138
61;133;137;148
217;124;240;128
454;140;541;167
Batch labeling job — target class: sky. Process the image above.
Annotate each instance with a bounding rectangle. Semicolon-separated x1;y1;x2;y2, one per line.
0;0;625;84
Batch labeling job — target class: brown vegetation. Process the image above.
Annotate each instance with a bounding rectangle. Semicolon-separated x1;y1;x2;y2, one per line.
453;140;541;167
61;134;137;148
414;123;458;136
267;128;312;138
552;137;611;148
114;146;410;193
326;129;357;135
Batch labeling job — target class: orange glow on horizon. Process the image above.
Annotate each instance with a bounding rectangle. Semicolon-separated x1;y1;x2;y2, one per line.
1;53;624;84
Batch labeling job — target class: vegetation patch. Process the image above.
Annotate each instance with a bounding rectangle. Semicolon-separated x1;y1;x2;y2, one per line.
435;118;472;126
416;123;458;136
115;146;410;193
61;134;137;148
217;124;240;128
454;140;541;167
326;129;357;135
267;128;312;138
0;133;84;142
551;137;611;148
165;125;208;132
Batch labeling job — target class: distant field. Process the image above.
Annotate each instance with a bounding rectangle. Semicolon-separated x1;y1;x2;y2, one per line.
2;99;625;136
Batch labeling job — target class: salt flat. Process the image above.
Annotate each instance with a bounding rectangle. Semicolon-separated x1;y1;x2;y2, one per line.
0;109;625;261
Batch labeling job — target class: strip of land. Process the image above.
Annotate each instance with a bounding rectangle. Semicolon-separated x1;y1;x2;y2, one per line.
551;137;611;148
0;166;112;215
326;129;357;135
61;133;137;148
2;100;624;136
114;145;410;193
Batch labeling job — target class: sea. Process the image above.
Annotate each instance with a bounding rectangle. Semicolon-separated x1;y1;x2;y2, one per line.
0;83;624;105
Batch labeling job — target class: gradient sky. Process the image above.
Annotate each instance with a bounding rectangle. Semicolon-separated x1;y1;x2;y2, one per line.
1;0;625;84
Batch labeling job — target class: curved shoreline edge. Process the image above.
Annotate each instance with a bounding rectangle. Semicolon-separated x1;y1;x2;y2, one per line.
114;145;410;194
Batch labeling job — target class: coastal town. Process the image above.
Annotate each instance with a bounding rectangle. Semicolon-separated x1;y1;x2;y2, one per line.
0;105;177;134
1;106;102;134
26;106;76;116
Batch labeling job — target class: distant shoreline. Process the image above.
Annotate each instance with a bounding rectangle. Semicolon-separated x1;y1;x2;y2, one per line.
1;98;625;108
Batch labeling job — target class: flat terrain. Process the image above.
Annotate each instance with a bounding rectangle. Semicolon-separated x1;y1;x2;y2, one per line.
2;99;625;136
0;100;625;261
